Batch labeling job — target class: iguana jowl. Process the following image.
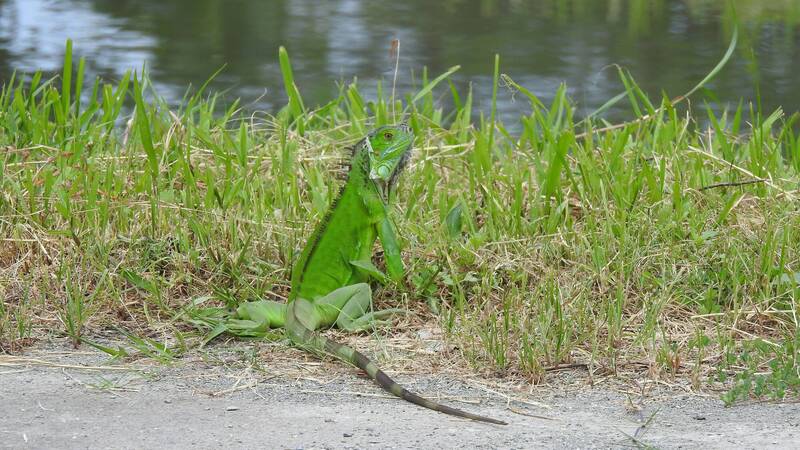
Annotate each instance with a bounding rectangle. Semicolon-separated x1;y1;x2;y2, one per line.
233;124;506;425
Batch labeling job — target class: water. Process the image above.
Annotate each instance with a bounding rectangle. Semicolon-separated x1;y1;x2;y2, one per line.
0;0;798;124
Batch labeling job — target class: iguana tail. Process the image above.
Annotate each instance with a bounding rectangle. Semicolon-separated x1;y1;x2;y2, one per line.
286;319;507;425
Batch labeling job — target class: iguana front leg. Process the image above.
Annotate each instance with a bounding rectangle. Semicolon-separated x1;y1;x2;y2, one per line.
378;216;404;281
363;191;405;282
341;210;409;328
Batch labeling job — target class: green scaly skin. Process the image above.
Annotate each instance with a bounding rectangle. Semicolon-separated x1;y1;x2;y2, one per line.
232;124;506;425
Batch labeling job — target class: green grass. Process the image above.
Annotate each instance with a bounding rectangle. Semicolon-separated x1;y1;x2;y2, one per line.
1;40;799;404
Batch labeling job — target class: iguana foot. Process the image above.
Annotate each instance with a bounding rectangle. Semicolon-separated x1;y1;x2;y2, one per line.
339;308;409;332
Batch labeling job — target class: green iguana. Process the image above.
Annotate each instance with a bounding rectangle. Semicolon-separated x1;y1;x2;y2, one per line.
228;124;506;425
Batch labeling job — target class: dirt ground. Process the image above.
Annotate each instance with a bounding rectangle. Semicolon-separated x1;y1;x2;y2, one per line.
2;339;799;450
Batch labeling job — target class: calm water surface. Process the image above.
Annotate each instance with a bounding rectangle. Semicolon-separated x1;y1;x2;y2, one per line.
0;0;798;124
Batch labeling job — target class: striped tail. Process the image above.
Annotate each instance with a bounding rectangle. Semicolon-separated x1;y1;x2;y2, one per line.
286;319;507;425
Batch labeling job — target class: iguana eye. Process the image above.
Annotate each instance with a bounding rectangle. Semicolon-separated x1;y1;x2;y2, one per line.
384;132;394;140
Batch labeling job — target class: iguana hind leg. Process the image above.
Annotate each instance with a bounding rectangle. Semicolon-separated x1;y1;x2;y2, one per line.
312;283;405;332
228;284;405;335
218;300;288;337
231;300;287;328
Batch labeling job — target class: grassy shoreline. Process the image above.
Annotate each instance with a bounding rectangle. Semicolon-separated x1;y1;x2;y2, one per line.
1;43;799;404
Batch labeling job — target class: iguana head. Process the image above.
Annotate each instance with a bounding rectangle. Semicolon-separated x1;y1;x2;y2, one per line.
365;124;414;198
